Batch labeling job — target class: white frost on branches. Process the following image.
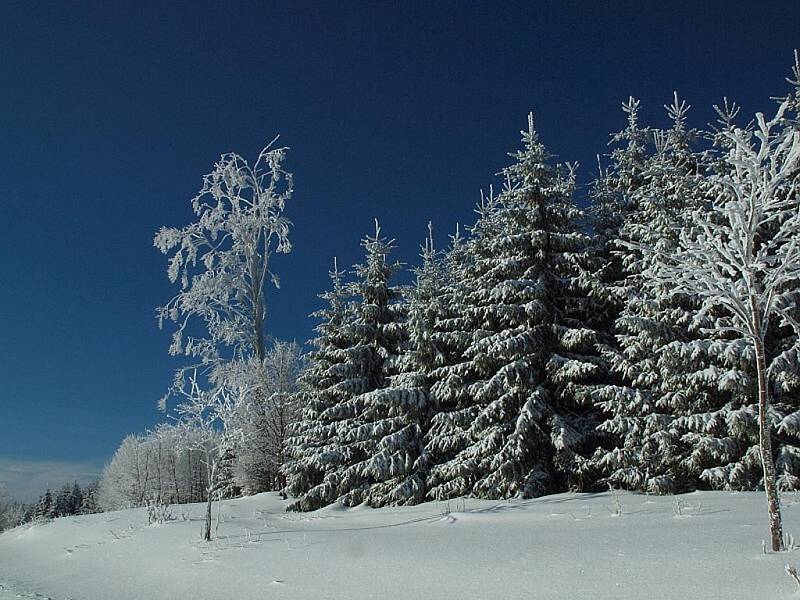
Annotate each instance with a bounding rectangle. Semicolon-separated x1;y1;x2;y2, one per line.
173;373;249;541
154;140;293;404
645;101;800;362
636;98;800;551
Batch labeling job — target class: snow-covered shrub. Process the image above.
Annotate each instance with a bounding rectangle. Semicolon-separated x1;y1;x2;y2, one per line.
146;496;174;526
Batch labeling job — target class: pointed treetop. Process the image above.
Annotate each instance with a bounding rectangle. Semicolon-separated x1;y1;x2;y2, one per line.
448;222;465;252
665;91;690;130
784;49;800;109
785;48;800;91
419;222;438;268
595;153;609;179
327;256;346;294
565;161;579;181
622;96;641;130
478;185;496;213
713;97;741;130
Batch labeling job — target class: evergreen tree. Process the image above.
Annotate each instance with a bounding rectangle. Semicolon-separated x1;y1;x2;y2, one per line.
313;222;405;507
70;482;84;515
682;68;800;495
590;90;800;496
283;259;353;507
592;95;715;493
362;224;446;506
54;483;79;517
427;115;605;499
33;489;54;521
425;206;497;500
79;481;101;515
285;223;405;510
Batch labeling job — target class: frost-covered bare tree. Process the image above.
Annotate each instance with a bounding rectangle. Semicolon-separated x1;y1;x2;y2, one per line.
173;374;248;541
98;433;154;510
640;95;800;551
229;340;305;493
98;427;208;511
154;139;293;401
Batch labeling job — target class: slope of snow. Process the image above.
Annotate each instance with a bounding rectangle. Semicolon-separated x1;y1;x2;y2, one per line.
1;491;799;599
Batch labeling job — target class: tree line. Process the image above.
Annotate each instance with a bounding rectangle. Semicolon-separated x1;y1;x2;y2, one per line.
0;481;101;532
80;53;800;550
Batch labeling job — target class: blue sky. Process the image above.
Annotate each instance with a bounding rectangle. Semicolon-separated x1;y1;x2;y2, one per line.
1;1;798;500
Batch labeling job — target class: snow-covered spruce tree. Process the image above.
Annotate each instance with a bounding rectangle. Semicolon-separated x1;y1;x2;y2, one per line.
0;486;9;531
357;223;447;506
282;259;352;506
425;213;493;500
54;483;82;517
285;223;405;510
33;489;55;521
639;90;800;551
0;489;28;531
426;115;605;500
651;102;767;496
592;95;714;493
586;98;651;326
78;481;101;515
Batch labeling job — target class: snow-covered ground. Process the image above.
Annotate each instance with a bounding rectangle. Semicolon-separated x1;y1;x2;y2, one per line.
1;491;800;599
0;579;52;600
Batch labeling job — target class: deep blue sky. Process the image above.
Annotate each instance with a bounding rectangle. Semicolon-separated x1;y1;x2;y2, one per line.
1;1;798;497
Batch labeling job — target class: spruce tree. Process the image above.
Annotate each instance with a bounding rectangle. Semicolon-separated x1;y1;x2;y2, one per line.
424;224;480;500
682;72;800;494
79;482;101;515
363;224;446;506
426;198;507;499
285;223;405;509
34;489;54;521
316;222;405;507
282;259;352;507
589;94;795;495
427;115;605;499
593;95;710;493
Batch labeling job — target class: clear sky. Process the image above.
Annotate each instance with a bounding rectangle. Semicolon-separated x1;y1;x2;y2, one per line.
1;1;798;500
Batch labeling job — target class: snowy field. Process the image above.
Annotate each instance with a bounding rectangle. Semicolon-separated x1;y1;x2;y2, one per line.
2;491;800;599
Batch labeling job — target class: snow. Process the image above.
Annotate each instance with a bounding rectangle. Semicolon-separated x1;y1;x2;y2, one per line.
0;579;52;600
1;491;800;599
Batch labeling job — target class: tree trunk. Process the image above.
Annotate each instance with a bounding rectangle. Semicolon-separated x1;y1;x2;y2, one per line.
754;333;783;552
203;453;216;542
203;492;213;542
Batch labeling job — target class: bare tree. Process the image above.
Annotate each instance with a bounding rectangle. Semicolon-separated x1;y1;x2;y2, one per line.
639;95;800;550
173;374;247;542
235;341;305;492
154;139;293;404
